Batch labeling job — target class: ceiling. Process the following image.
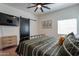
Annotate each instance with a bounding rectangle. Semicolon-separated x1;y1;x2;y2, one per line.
4;3;77;15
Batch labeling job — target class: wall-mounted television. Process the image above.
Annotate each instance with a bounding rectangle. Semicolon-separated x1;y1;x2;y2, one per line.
0;12;19;26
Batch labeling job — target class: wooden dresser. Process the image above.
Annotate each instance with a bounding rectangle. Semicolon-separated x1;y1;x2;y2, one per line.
0;36;17;56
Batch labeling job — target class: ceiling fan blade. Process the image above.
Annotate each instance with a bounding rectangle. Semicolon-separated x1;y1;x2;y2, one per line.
34;7;38;12
40;7;43;12
42;6;50;9
42;3;52;5
27;6;35;8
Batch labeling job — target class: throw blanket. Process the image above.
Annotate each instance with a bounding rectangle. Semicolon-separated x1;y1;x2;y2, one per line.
16;37;62;56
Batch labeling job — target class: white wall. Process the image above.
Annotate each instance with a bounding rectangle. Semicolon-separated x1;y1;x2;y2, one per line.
0;4;38;45
37;4;79;39
30;20;38;36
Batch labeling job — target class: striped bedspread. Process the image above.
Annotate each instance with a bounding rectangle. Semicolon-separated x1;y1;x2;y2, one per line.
16;37;62;56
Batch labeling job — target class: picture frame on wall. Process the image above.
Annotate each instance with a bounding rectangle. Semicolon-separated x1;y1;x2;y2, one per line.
42;20;52;29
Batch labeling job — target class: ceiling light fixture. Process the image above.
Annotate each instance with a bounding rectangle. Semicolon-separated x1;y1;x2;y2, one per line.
37;5;41;8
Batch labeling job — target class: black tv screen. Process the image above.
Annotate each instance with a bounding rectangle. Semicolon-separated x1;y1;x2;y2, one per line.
0;12;19;26
7;19;13;23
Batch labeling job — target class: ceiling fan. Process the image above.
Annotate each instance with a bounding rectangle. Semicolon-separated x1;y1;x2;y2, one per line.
27;3;53;12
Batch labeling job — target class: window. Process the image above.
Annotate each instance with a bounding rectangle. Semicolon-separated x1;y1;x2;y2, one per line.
58;18;77;34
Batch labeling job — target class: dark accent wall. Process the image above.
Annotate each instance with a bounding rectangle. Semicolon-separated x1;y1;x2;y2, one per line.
20;17;30;42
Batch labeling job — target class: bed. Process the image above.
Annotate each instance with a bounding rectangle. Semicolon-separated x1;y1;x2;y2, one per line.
16;33;79;56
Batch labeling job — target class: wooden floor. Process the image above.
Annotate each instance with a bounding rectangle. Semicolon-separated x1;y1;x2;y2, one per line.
0;46;17;56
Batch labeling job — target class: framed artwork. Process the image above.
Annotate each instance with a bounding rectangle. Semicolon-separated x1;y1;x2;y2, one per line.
42;20;52;29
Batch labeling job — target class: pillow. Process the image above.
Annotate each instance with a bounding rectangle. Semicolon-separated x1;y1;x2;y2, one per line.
66;32;75;37
58;36;65;45
65;32;76;42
